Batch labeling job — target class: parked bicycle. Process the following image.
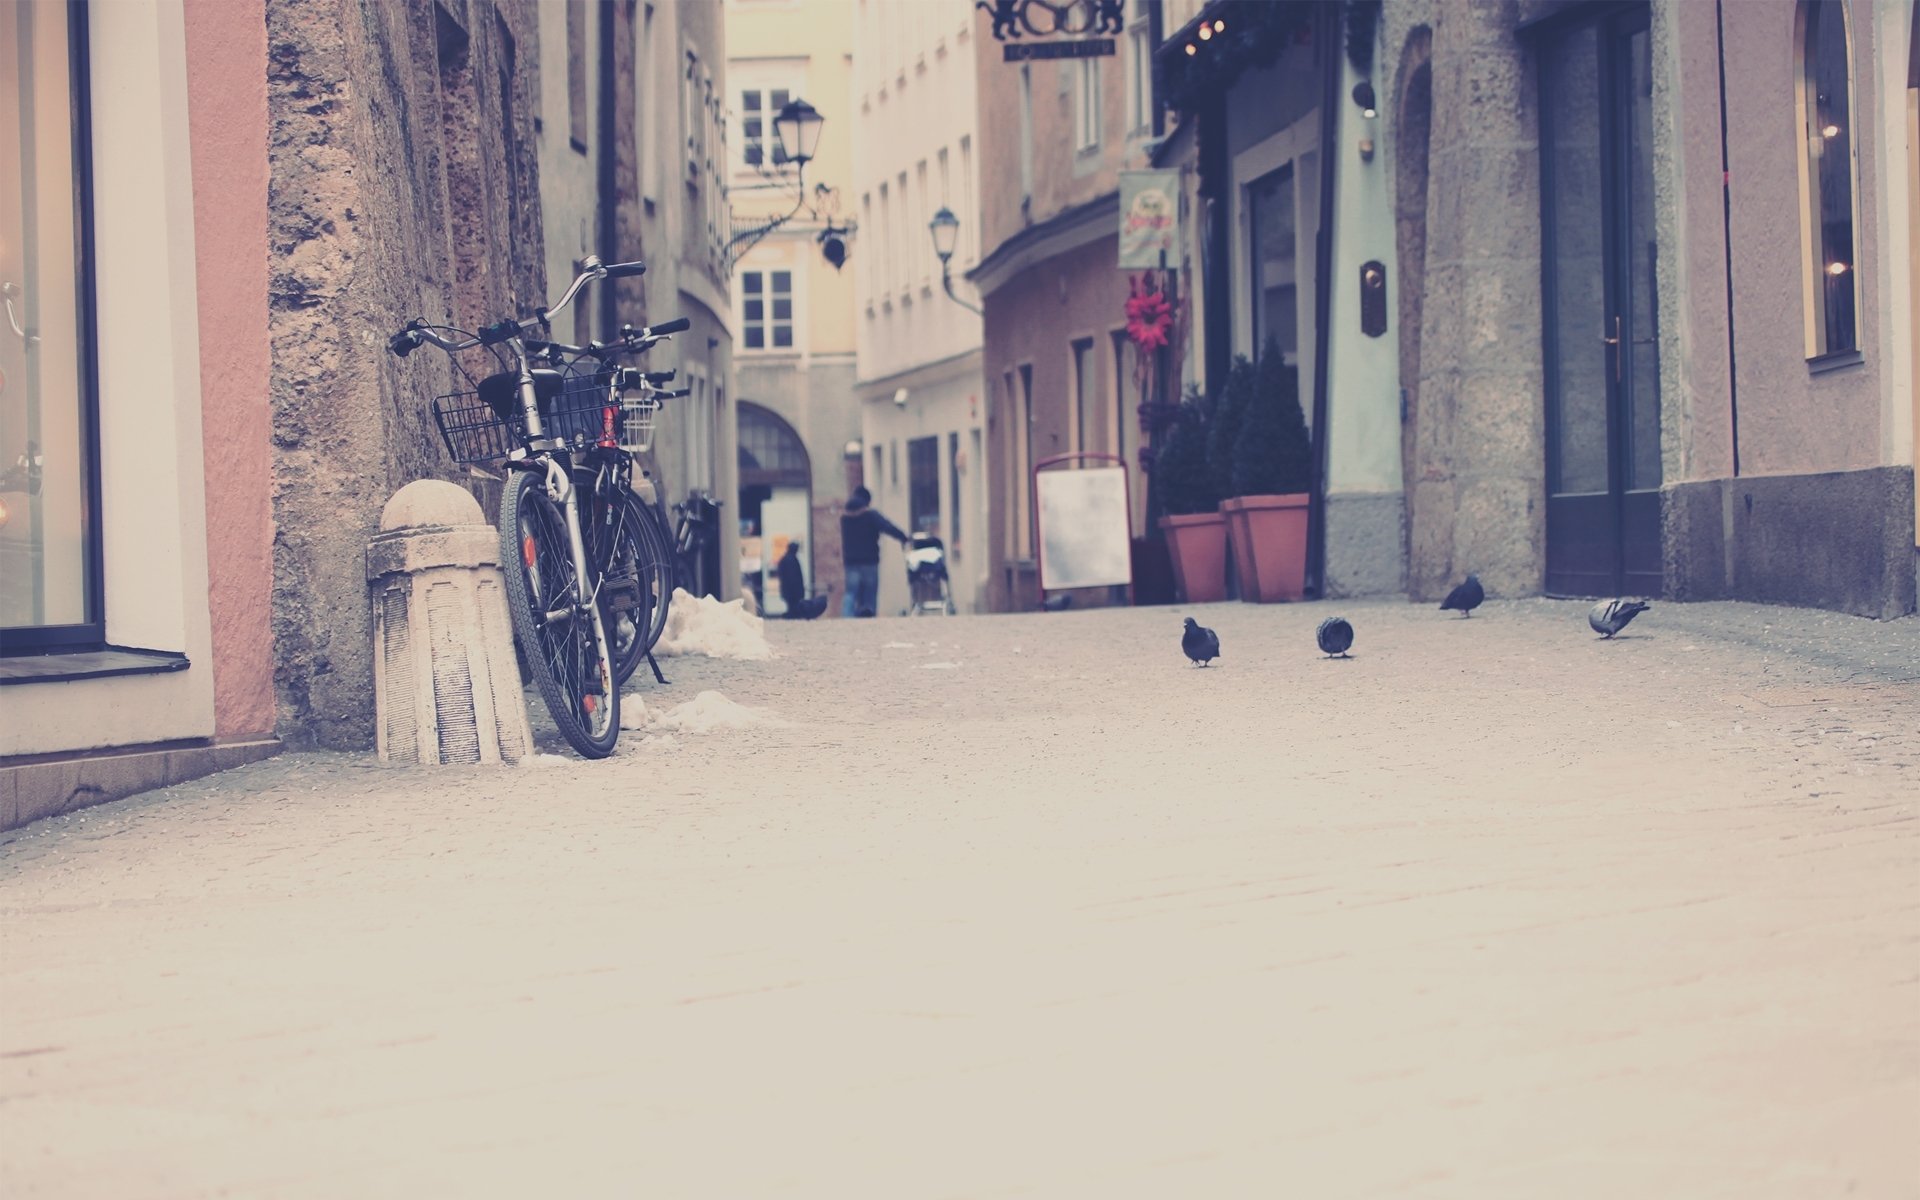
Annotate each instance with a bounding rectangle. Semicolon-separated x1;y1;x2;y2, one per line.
388;255;686;758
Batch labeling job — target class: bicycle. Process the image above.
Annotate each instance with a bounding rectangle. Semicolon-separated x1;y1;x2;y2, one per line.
388;255;686;758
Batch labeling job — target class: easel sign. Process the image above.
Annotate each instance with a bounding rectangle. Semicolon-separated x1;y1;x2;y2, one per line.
1033;452;1133;603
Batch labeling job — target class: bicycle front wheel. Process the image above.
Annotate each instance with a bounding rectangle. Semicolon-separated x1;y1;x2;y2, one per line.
501;470;620;758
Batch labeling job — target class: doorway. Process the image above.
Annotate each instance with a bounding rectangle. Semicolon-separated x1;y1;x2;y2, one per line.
736;402;811;616
1538;5;1662;597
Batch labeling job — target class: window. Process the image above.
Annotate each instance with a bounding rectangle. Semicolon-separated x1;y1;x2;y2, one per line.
871;444;884;490
1249;162;1300;363
1126;3;1153;134
890;440;899;488
1110;329;1131;461
1;0;100;645
1017;66;1033;203
915;160;930;287
566;0;588;151
1796;0;1860;358
908;436;940;535
860;191;874;307
740;270;793;350
1011;366;1033;557
739;86;790;169
684;50;701;180
1074;59;1102;152
959;135;974;262
948;431;962;551
896;170;910;294
877;182;891;301
1071;339;1096;451
937;147;950;205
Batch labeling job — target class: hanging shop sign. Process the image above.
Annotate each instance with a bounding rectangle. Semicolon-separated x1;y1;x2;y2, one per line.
979;0;1122;61
1117;170;1180;268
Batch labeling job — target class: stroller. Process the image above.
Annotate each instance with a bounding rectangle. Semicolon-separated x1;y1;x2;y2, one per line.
904;532;956;616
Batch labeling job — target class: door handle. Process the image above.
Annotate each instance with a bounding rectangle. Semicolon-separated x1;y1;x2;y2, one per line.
1600;315;1621;382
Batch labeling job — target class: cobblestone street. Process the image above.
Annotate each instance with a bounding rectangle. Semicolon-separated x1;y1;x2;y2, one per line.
2;598;1917;1197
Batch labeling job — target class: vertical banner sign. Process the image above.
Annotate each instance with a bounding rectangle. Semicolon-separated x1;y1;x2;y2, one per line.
1117;170;1180;268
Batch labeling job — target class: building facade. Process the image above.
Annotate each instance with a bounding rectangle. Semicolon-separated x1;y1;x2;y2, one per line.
972;0;1165;612
2;0;734;827
1143;0;1915;617
726;0;858;615
852;0;990;616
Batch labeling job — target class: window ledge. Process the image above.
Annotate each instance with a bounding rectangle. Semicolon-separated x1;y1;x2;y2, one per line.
1807;349;1865;376
0;645;190;686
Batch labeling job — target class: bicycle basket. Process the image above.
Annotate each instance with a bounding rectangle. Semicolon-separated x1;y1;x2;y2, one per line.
620;395;662;453
541;371;623;448
432;390;519;465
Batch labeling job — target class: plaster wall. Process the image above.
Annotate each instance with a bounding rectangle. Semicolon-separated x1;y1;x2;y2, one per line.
2;0;219;756
266;0;545;748
186;0;276;740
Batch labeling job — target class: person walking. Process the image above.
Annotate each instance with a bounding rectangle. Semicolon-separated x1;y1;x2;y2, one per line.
839;486;908;618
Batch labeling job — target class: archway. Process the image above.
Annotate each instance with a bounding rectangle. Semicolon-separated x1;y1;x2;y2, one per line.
737;401;812;615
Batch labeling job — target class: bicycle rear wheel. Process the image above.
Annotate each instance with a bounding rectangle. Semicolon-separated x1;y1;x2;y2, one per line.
501;470;620;758
605;488;674;684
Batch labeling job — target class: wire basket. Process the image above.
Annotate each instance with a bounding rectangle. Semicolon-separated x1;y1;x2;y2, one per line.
430;371;623;464
620;395;663;453
431;391;518;465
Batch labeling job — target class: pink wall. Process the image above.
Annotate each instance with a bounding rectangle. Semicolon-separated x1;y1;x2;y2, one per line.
1716;0;1887;478
185;0;276;740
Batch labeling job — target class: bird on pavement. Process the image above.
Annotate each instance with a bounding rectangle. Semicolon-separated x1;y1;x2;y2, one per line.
1041;594;1074;612
1440;574;1484;617
1589;598;1650;638
1181;617;1220;667
1316;616;1354;658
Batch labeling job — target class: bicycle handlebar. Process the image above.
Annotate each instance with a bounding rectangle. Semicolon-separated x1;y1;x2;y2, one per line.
387;253;654;359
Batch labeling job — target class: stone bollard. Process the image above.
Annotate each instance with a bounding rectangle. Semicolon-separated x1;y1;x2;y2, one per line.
366;480;532;765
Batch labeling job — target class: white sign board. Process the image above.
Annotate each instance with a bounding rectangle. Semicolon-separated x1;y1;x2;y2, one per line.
1035;466;1133;591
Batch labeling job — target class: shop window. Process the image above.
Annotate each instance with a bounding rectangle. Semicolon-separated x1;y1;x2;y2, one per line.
1796;0;1860;359
908;435;939;535
1;0;101;648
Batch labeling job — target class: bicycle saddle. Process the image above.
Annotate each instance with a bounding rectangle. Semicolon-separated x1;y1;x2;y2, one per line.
477;369;565;423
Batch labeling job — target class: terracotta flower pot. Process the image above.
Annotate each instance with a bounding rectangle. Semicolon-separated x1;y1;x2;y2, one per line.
1156;512;1229;604
1219;497;1256;601
1230;493;1309;602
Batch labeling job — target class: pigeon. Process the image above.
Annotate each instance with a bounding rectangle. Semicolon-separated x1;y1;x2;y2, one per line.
1588;598;1650;638
1181;617;1220;667
1041;594;1074;612
1439;574;1484;617
1316;616;1354;658
791;595;829;620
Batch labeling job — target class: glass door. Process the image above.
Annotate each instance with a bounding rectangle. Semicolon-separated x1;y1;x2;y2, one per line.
1540;5;1662;598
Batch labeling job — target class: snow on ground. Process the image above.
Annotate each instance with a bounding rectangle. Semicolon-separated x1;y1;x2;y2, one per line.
654;589;774;660
620;689;787;735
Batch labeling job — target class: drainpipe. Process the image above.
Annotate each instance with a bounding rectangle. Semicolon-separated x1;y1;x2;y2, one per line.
1306;0;1341;598
1715;0;1740;476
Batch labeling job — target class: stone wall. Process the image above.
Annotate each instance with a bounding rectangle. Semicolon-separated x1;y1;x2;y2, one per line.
267;0;544;748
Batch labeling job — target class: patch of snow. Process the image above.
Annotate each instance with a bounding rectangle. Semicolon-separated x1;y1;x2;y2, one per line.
618;693;652;730
655;589;774;660
917;661;962;670
651;690;787;734
882;641;917;650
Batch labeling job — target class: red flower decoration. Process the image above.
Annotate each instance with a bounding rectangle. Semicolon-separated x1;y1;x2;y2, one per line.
1124;274;1173;353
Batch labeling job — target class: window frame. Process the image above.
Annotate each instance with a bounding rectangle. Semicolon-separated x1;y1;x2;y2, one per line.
738;267;795;352
736;84;793;174
1793;0;1864;364
2;0;107;655
1074;58;1102;153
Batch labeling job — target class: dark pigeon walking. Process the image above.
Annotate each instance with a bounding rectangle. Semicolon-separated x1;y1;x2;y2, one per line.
1181;617;1220;667
1316;616;1354;658
1439;574;1484;617
1589;598;1650;638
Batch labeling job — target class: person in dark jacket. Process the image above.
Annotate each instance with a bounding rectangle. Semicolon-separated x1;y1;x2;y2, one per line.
776;541;807;618
839;486;907;617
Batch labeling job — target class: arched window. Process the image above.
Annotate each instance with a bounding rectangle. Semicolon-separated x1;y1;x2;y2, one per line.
1796;0;1860;359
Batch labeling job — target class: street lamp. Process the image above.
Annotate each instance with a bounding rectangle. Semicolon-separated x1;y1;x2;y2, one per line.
725;98;832;267
927;206;981;315
772;98;825;167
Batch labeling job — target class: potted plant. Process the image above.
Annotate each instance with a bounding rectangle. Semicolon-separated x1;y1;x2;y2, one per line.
1209;356;1258;599
1223;339;1313;602
1152;390;1229;603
